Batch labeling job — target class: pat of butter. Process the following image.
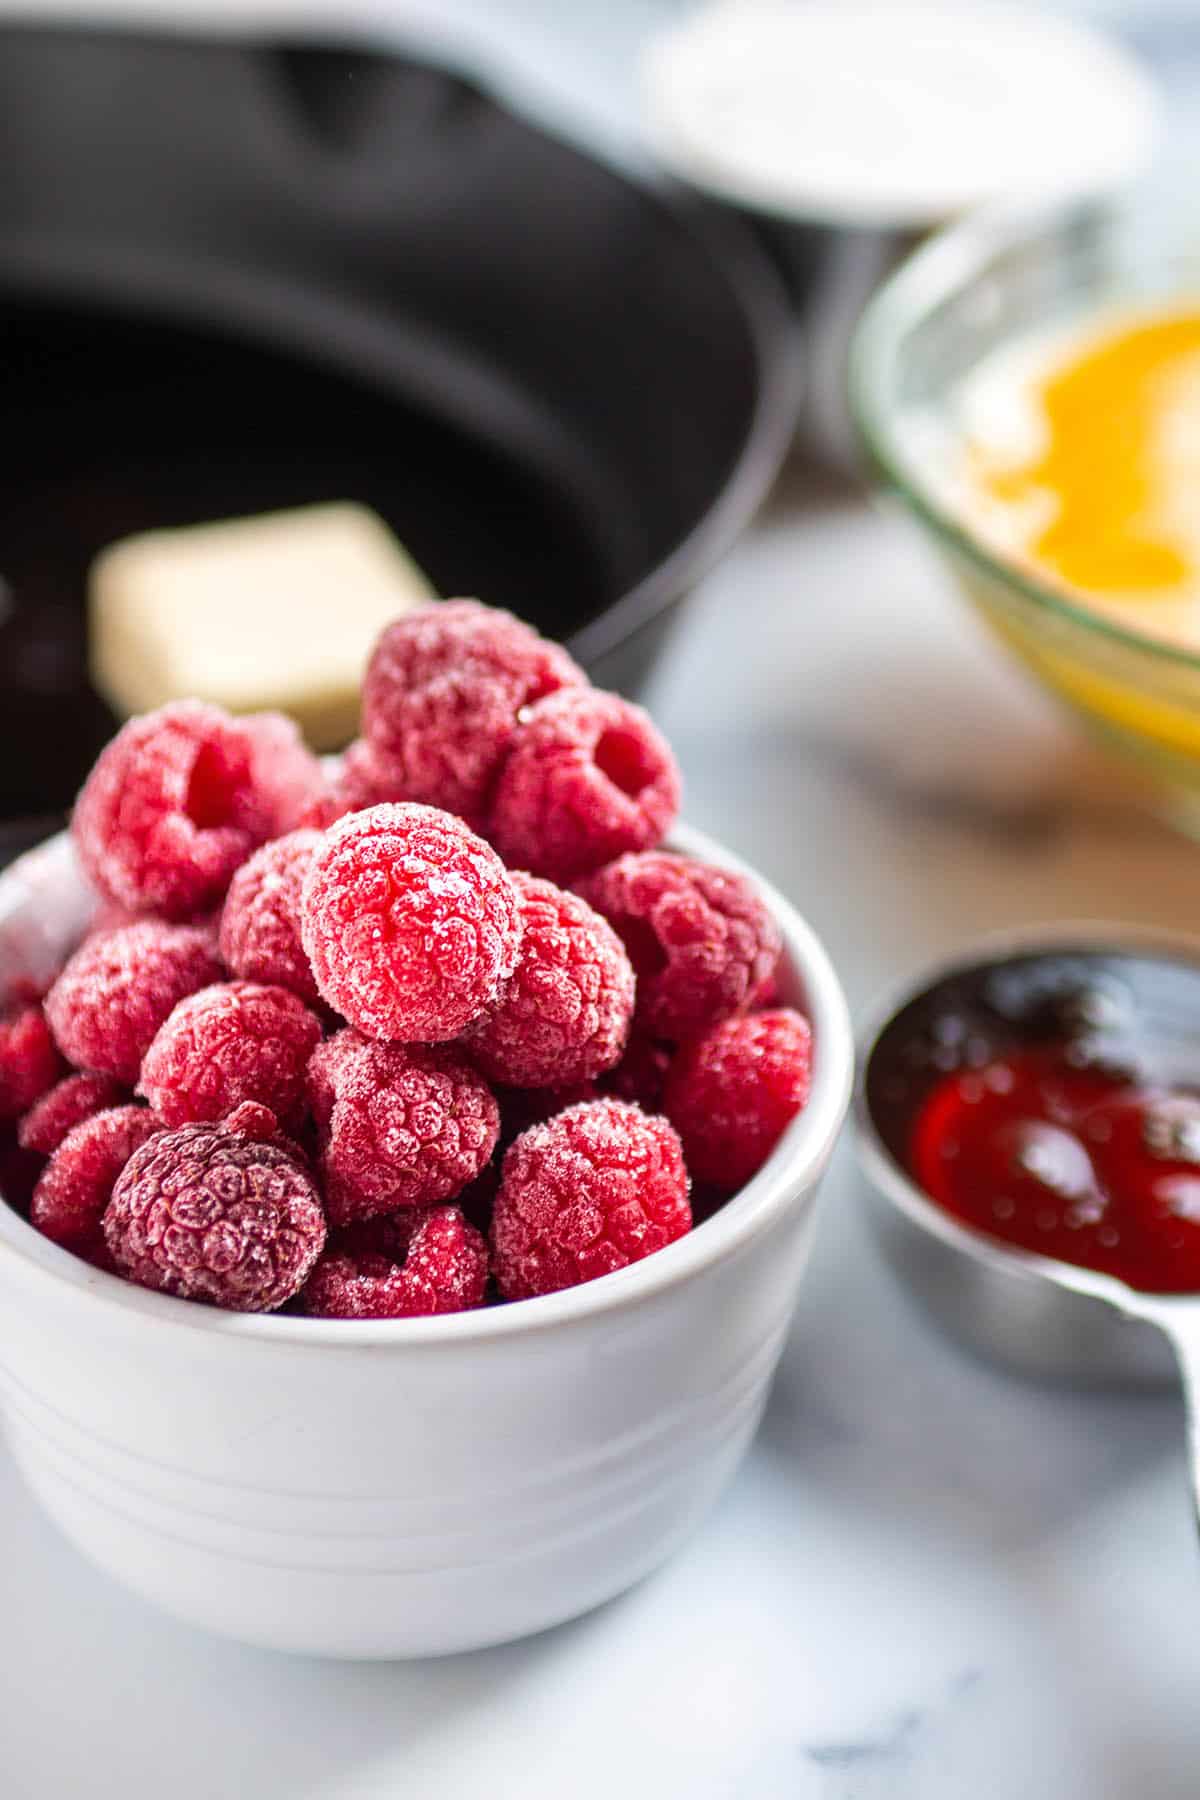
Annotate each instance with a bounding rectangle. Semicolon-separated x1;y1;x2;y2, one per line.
88;503;434;749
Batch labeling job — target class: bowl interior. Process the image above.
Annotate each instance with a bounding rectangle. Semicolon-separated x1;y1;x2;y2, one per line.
0;294;617;828
0;24;795;834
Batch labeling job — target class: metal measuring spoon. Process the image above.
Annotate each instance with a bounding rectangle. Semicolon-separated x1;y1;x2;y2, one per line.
855;930;1200;1504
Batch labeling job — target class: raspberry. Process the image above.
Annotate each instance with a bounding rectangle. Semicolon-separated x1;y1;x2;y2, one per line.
221;1099;314;1169
0;1004;64;1121
486;687;681;883
18;1072;126;1154
751;969;783;1010
441;1080;600;1239
139;981;322;1128
490;1098;691;1299
240;711;327;837
333;1183;496;1257
31;1105;162;1256
331;1192;497;1263
467;874;634;1088
601;1033;672;1112
71;700;321;918
464;1086;595;1239
223;1100;288;1142
301;803;522;1042
577;852;781;1043
44;920;223;1085
104;1120;325;1311
82;900;146;944
664;1009;813;1191
308;1028;499;1225
301;1205;488;1318
362;600;585;822
83;901;222;952
219;829;321;1004
300;739;399;830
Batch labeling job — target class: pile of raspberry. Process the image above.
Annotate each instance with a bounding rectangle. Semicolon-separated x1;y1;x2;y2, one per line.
0;599;814;1319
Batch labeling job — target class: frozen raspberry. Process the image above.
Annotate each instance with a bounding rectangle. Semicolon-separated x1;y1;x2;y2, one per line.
71;700;321;918
138;981;322;1128
44;920;223;1085
455;1088;591;1236
222;1099;284;1141
456;1085;596;1238
487;687;681;883
219;829;321;1004
664;1009;813;1191
332;1189;497;1261
299;739;400;830
104;1121;325;1311
240;711;327;837
219;1101;313;1172
18;1072;126;1154
301;803;522;1041
307;1028;499;1226
601;1033;673;1112
82;899;146;943
218;1100;313;1170
751;969;784;1010
301;1205;488;1318
577;852;781;1043
491;1098;691;1299
467;874;634;1088
362;599;585;823
0;1004;63;1121
31;1104;162;1256
83;900;222;951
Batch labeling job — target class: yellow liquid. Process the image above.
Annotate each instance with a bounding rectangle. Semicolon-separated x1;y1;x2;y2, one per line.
932;307;1200;786
964;308;1200;647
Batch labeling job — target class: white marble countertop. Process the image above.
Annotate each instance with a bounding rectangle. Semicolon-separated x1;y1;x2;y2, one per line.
5;4;1200;1796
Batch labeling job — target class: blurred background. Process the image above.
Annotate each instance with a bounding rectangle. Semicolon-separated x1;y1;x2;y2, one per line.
1;0;1194;858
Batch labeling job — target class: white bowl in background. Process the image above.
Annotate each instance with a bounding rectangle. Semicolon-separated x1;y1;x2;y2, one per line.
0;825;852;1659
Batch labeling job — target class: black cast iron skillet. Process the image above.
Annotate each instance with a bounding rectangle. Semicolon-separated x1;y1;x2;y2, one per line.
0;25;798;855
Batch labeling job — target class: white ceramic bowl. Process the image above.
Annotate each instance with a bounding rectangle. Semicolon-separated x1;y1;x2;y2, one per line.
0;826;852;1659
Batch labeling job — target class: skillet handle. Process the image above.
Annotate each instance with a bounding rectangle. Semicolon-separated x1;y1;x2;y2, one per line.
1147;1306;1200;1530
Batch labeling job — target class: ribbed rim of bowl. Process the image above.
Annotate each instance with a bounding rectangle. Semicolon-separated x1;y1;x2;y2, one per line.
848;191;1200;680
852;918;1200;1318
0;823;853;1347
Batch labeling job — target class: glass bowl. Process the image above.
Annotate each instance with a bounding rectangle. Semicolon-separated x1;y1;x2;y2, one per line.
850;193;1200;825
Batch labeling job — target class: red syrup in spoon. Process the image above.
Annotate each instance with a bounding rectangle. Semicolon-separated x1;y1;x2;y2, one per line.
867;948;1200;1293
